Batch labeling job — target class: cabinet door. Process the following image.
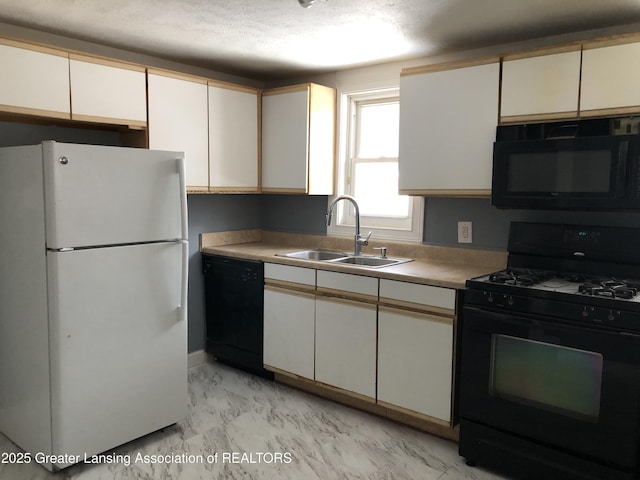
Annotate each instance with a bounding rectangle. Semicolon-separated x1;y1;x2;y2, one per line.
501;49;581;122
262;86;309;193
399;60;499;196
208;83;260;192
581;41;640;116
70;56;146;127
148;71;209;192
0;41;70;119
315;296;377;399
378;306;453;423
263;286;315;380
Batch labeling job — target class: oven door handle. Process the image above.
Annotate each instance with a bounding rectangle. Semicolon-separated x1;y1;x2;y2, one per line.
464;305;640;339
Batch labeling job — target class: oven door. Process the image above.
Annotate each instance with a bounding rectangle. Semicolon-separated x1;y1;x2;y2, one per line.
460;305;640;470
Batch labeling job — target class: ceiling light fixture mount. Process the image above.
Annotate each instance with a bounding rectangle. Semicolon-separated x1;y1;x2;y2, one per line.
298;0;314;7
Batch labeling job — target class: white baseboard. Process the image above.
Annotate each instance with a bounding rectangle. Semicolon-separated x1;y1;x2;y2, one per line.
187;349;208;369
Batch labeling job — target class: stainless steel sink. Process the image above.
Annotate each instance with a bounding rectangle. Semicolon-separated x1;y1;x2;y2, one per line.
276;249;412;268
328;255;412;268
276;249;349;261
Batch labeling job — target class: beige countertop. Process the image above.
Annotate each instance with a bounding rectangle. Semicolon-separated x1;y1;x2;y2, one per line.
200;230;507;290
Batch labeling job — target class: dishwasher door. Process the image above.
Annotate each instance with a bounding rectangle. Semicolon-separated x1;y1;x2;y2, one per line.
202;254;271;378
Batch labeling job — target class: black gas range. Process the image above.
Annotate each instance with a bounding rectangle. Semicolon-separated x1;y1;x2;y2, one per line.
459;222;640;480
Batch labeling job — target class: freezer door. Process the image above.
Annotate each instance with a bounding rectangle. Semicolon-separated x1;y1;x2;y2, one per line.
46;242;187;465
42;142;187;249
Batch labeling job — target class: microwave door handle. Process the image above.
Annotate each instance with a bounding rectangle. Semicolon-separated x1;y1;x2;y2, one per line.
616;141;629;197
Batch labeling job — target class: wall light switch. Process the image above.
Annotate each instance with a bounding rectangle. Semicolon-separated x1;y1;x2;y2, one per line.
458;221;472;244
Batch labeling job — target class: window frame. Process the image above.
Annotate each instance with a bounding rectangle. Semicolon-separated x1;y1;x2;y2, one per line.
328;87;424;243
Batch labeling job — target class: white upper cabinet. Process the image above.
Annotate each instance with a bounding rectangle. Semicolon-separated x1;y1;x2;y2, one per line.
262;83;335;195
208;82;260;192
581;40;640;117
398;59;500;196
0;40;70;119
69;55;147;127
501;48;581;122
148;70;209;192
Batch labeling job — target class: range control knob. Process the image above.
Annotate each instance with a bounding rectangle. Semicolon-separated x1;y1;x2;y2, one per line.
507;296;514;306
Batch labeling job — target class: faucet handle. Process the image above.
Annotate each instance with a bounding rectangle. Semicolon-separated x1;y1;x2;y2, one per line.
357;231;373;246
373;247;387;258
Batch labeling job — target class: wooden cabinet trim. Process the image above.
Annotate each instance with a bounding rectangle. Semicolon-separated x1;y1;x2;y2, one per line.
579;105;640;118
500;111;578;124
261;187;308;194
315;289;378;307
401;56;500;77
147;68;208;85
0;104;71;120
502;43;582;62
0;37;68;58
208;186;261;193
186;186;210;194
583;33;640;50
263;84;311;96
70;113;146;128
378;400;451;428
378;304;454;325
69;53;145;72
208;79;261;95
264;281;316;296
398;188;491;197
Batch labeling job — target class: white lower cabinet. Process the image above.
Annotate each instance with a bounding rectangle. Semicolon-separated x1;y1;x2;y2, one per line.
315;296;377;399
262;263;457;430
378;306;453;423
263;286;315;380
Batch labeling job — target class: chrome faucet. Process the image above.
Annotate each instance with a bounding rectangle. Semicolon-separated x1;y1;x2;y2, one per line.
326;195;372;256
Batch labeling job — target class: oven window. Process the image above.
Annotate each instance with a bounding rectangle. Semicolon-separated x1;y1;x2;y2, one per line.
489;334;603;421
506;150;611;193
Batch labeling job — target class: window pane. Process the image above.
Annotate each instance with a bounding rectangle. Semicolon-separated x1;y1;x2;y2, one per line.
354;161;409;217
357;102;399;158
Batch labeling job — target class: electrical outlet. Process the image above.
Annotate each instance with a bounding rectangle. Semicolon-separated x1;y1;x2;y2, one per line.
458;221;472;244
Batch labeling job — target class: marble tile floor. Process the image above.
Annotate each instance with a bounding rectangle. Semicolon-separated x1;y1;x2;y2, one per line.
0;360;512;480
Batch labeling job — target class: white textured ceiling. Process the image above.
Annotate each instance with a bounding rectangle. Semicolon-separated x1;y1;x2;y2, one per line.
1;0;640;80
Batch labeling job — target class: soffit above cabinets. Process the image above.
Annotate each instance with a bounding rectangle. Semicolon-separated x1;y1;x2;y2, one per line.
1;0;640;80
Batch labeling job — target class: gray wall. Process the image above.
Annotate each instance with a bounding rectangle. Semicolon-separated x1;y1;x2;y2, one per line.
187;194;262;351
423;198;640;250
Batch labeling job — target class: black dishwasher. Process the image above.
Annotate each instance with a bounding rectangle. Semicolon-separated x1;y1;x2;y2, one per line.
202;254;273;379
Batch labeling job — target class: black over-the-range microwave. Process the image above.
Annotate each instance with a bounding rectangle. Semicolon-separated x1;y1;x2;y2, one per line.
492;116;640;210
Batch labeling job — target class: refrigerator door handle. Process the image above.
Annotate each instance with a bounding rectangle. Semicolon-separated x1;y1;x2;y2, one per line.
179;240;189;322
177;158;188;241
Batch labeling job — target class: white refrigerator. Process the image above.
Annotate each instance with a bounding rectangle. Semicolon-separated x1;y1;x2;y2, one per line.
0;141;189;471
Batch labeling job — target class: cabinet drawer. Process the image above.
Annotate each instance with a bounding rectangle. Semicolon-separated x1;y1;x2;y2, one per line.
264;263;315;286
379;279;455;313
316;270;378;299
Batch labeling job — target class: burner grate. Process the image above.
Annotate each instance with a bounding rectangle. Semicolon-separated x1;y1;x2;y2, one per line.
488;269;552;287
578;280;639;299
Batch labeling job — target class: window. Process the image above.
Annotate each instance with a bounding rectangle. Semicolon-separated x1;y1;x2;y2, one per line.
329;88;423;242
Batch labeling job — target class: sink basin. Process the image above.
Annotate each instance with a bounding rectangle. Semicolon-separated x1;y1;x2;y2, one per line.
329;256;412;268
276;249;349;261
